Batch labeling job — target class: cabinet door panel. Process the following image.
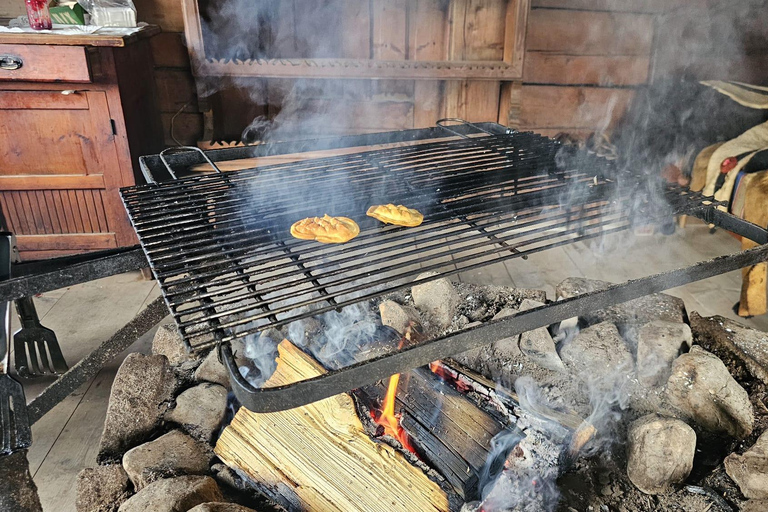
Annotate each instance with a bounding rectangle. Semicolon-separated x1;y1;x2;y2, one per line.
0;90;125;259
0;90;112;176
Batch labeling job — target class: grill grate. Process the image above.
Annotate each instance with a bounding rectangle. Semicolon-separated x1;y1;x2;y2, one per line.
122;131;708;353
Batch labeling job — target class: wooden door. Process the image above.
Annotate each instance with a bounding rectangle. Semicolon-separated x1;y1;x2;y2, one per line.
0;89;135;259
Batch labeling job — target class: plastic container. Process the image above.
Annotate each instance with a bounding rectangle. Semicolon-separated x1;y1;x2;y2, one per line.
25;0;53;30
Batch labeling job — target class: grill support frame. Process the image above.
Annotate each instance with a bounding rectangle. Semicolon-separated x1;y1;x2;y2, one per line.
127;121;768;413
225;211;768;412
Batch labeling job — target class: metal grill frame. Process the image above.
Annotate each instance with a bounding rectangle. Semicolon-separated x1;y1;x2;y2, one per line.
129;121;768;413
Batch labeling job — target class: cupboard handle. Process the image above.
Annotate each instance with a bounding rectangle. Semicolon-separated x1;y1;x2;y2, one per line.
0;55;23;71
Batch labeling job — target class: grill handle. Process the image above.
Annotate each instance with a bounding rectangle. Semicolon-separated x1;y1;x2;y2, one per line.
436;118;497;139
144;146;223;184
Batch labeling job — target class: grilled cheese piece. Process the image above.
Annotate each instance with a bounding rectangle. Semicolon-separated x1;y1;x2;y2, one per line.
366;204;424;227
290;214;360;243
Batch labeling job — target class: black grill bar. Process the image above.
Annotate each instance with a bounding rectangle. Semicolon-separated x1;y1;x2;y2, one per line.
122;129;718;354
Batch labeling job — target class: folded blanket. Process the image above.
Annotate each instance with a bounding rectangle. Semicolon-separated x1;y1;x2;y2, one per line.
701;80;768;109
704;120;768;197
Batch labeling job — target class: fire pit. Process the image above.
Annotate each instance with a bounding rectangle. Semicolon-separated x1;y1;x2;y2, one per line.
52;120;768;512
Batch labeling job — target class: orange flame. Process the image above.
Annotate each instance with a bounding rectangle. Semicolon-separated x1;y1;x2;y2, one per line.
373;373;415;453
372;332;416;453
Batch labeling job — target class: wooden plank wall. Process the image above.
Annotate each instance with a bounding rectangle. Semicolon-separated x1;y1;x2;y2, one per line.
651;1;768;85
190;0;665;143
518;1;659;139
4;0;739;146
136;1;204;147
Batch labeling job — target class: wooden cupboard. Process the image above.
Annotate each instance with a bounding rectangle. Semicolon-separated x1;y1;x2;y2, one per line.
0;27;164;259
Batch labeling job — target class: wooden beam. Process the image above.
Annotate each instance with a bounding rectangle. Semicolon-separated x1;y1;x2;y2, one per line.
0;175;105;191
518;85;635;130
530;0;704;13
526;9;654;55
16;233;117;251
215;340;450;512
524;53;649;86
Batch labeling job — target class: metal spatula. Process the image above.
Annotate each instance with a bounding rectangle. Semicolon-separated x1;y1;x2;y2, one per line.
13;297;68;377
0;233;31;455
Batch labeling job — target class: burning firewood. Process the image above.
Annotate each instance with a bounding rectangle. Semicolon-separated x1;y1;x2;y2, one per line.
215;340;450;512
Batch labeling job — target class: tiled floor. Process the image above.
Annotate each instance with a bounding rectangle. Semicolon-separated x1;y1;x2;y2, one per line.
16;219;768;510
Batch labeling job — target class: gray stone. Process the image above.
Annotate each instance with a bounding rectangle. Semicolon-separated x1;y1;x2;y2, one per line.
492;307;517;321
117;476;223;512
559;322;633;389
690;313;768;385
517;299;565;372
188;504;257;512
153;323;193;366
98;353;177;461
636;321;693;387
412;272;460;328
0;450;43;512
666;346;754;439
725;429;768;499
122;430;213;490
166;383;228;442
194;350;231;390
211;463;257;495
488;308;521;358
626;414;696;495
741;500;768;512
378;300;421;334
556;277;686;327
76;464;131;512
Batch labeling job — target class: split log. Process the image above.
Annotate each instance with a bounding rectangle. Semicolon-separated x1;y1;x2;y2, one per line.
215;340;450;512
358;368;512;500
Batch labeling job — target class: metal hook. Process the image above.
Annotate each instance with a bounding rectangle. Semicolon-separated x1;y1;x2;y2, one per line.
436;118;495;139
156;146;223;182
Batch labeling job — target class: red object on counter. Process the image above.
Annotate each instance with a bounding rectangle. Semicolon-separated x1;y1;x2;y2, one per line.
25;0;52;30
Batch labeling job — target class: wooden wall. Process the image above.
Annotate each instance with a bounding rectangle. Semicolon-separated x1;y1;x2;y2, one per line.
518;1;656;138
651;1;768;85
195;0;665;143
5;0;762;147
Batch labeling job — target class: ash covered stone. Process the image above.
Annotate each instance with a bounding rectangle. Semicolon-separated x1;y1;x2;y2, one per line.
412;272;461;328
378;300;421;334
742;499;768;512
166;383;228;442
626;414;696;495
98;353;178;462
559;322;634;392
76;464;131;512
556;278;687;332
517;299;565;373
122;430;213;490
666;346;754;439
152;323;194;366
725;429;768;499
636;321;693;388
188;504;258;512
194;349;231;390
691;313;768;385
0;450;43;512
117;475;222;512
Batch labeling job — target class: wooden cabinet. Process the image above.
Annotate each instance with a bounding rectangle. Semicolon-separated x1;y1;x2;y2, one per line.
0;27;164;259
